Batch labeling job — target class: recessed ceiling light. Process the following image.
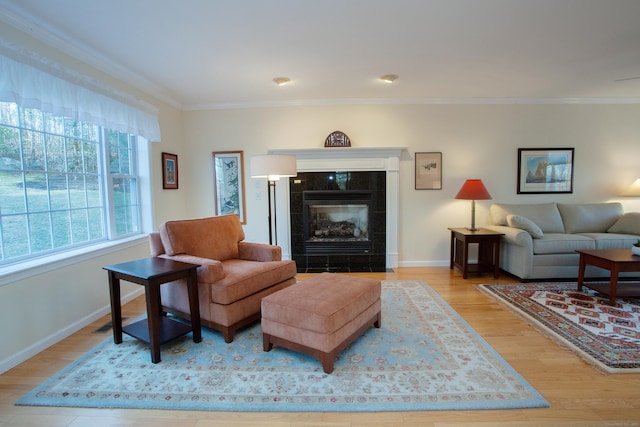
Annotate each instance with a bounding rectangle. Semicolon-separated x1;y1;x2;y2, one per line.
273;77;291;86
380;74;398;83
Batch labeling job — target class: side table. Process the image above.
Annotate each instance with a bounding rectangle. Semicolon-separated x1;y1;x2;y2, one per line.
103;257;202;363
449;227;505;279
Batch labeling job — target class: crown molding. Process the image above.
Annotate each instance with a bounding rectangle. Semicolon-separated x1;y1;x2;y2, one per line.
183;96;640;110
0;4;182;110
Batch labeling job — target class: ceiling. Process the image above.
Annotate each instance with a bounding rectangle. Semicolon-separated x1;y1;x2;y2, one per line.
1;0;640;109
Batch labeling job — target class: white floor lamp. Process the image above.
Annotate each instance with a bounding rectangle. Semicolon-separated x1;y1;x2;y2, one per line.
250;154;297;245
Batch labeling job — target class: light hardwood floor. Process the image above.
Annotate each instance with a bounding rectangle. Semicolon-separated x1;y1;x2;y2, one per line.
1;267;639;427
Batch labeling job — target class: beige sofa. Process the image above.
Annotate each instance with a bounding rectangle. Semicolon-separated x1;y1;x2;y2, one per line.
149;214;297;342
484;202;640;280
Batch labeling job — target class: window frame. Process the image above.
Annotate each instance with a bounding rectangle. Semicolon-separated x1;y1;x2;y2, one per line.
0;102;152;271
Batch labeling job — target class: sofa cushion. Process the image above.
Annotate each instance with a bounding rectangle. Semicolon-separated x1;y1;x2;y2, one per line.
160;215;245;260
506;214;544;238
607;212;640;235
532;233;595;254
210;259;297;305
580;232;640;250
558;203;622;233
490;203;564;233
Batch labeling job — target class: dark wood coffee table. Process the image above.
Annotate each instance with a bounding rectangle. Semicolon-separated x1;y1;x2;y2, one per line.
577;249;640;305
104;257;202;363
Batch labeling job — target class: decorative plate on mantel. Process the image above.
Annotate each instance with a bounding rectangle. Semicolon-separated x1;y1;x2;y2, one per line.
324;131;351;147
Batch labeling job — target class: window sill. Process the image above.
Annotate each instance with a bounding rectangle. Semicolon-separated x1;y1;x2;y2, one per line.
0;235;149;287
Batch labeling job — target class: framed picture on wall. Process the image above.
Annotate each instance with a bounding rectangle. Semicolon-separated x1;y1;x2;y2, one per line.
517;148;574;194
162;152;178;189
212;150;247;223
415;152;442;190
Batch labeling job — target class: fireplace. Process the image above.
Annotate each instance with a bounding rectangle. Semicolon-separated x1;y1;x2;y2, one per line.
304;190;373;255
290;171;386;272
268;146;404;271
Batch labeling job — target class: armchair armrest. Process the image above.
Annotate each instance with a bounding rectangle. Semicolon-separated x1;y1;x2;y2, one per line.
158;254;225;283
238;241;282;262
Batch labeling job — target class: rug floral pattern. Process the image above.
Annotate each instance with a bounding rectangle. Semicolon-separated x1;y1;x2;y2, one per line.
17;280;548;411
479;282;640;373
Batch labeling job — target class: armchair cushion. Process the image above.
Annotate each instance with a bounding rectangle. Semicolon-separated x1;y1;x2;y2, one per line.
238;241;282;262
210;259;297;305
160;215;244;260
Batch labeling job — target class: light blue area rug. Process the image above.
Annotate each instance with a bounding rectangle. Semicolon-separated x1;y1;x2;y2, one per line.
17;280;548;412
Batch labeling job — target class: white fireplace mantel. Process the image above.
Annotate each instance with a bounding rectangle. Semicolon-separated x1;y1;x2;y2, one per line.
269;147;407;269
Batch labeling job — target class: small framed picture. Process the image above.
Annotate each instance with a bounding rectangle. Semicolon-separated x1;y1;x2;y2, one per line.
162;152;178;189
415;152;442;190
213;151;246;224
517;148;574;194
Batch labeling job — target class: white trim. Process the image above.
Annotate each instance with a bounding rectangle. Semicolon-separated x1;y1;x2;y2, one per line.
0;4;180;110
269;147;407;269
399;260;450;268
0;235;148;287
185;96;640;110
0;287;144;375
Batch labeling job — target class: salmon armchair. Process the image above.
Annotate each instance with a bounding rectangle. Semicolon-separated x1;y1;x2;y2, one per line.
149;214;297;342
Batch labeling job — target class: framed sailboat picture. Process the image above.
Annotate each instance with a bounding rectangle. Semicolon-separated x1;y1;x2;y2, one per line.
517;148;574;194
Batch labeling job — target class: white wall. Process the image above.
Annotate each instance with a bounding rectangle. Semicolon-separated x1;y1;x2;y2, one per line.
183;103;640;265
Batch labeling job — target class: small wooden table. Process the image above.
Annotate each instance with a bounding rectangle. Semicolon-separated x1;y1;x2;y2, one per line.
104;257;202;363
449;228;505;279
577;249;640;305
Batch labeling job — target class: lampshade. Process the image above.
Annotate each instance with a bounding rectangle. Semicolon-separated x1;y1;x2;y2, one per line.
250;155;297;181
455;179;492;200
620;178;640;197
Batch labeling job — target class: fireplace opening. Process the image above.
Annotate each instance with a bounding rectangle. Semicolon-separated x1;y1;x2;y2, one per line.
290;171;386;273
304;191;372;255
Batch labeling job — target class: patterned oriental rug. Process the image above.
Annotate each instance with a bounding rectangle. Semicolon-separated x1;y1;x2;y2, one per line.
17;280;548;412
479;282;640;374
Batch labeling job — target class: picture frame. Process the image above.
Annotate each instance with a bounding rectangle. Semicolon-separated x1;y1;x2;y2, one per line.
212;150;246;224
162;152;178;189
517;148;574;194
415;152;442;190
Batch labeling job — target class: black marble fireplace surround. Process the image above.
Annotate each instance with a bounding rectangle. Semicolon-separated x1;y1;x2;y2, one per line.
289;171;386;272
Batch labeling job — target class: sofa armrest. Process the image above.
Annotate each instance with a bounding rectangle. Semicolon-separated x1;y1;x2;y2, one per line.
484;225;533;249
238;241;282;262
158;254;224;283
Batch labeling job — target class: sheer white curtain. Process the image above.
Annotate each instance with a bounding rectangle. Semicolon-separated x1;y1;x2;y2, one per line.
0;44;161;141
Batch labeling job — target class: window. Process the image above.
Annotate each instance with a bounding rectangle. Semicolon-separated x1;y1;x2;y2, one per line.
0;101;141;266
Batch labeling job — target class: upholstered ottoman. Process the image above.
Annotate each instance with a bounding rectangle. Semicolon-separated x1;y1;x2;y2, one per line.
261;272;381;373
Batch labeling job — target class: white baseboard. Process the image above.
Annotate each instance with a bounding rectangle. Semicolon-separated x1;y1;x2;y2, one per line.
398;260;449;267
0;288;144;375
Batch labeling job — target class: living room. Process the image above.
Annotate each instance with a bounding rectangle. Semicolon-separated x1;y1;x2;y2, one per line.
1;1;640;424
